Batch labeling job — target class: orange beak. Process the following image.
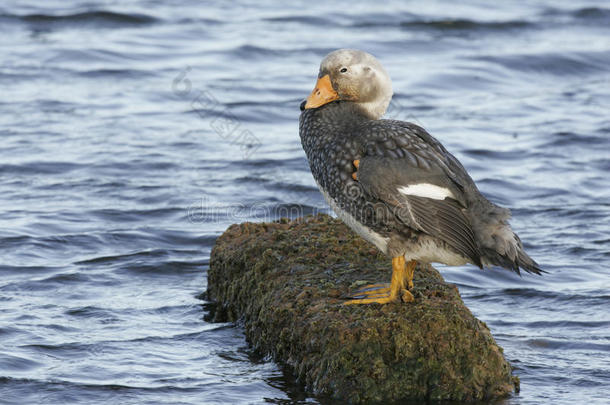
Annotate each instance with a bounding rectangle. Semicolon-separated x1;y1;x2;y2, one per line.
304;74;339;109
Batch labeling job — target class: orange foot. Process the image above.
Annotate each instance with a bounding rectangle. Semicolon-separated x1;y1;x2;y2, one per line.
344;257;416;305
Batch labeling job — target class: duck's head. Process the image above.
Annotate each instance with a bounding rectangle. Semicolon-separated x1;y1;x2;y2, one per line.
303;49;393;119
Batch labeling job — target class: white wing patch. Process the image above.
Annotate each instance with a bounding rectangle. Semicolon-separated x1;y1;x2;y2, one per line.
397;184;455;200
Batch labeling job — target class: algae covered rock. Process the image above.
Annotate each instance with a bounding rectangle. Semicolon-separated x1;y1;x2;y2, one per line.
208;214;517;403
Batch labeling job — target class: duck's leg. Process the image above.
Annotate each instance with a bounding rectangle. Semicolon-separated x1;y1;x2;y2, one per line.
344;256;414;305
405;259;416;290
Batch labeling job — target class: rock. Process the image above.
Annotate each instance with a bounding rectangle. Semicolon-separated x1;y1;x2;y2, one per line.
208;214;518;403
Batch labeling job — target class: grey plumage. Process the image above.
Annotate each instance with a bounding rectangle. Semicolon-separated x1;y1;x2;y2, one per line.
299;100;543;275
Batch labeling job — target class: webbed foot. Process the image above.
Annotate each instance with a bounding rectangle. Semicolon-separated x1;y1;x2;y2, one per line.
344;257;416;305
348;283;390;299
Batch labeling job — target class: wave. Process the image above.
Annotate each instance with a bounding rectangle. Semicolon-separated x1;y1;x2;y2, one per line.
401;18;532;31
0;161;84;175
472;51;610;76
261;13;534;32
572;7;610;19
544;6;610;21
0;10;157;27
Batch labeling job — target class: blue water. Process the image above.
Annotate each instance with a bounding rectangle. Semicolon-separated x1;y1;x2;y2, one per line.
1;1;609;404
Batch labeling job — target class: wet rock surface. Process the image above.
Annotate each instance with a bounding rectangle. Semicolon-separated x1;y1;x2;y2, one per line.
208;214;518;403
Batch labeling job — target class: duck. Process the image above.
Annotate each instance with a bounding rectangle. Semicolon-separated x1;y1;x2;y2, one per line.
299;49;543;305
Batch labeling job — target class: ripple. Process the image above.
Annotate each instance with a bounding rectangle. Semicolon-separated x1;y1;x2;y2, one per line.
544;6;610;22
524;338;610;351
0;161;84;175
1;10;158;28
262;15;333;26
88;207;183;223
0;354;42;371
473;51;610;76
74;249;170;265
77;68;156;78
401;18;533;31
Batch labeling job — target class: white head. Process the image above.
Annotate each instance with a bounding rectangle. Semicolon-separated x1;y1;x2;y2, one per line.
304;49;393;119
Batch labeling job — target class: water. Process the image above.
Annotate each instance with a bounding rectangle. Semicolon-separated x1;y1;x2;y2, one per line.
0;1;608;404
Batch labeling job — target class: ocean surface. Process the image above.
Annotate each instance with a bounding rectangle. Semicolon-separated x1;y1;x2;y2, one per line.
1;1;609;404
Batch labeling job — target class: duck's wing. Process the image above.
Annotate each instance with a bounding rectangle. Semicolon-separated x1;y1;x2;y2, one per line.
355;120;482;267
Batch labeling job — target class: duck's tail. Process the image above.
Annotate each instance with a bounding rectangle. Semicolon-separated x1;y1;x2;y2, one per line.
480;242;544;275
470;200;544;275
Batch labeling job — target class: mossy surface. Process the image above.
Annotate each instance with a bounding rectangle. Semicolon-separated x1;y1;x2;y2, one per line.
208;214;517;403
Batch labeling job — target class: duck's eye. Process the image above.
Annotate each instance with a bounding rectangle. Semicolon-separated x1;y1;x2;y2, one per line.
340;67;348;73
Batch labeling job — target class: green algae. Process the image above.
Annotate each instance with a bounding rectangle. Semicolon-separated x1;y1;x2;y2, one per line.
208;214;517;403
